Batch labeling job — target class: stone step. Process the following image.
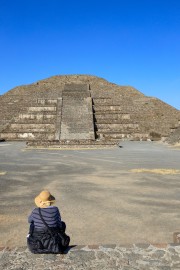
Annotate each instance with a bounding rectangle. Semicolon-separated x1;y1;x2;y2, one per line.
94;109;139;115
97;132;149;140
3;127;55;133
94;113;131;120
0;102;34;108
93;99;133;105
19;111;57;115
28;104;57;108
96;132;140;140
61;115;91;121
94;110;133;114
64;83;89;91
0;107;29;113
10;123;55;129
92;96;112;98
5;128;56;133
0;96;35;101
26;139;117;148
62;98;90;102
62;116;93;121
58;140;116;145
60;131;94;140
60;127;90;133
96;123;139;129
93;98;154;106
14;120;56;125
62;105;91;110
28;106;56;112
93;105;152;112
95;124;139;132
37;98;58;105
60;122;92;128
1;243;180;270
60;93;95;140
63;89;89;93
63;94;90;98
0;132;55;140
96;130;142;135
62;93;90;98
18;114;56;121
5;123;56;132
63;89;90;93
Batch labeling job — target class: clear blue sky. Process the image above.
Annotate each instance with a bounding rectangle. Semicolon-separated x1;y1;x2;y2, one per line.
0;0;180;109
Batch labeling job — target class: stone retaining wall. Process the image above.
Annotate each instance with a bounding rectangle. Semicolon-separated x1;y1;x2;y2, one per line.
1;244;180;270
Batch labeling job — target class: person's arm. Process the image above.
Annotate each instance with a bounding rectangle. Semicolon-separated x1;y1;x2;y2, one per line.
28;210;34;223
56;208;62;227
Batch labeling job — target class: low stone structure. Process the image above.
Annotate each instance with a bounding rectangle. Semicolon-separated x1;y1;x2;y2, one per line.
1;244;180;270
0;75;179;146
166;126;180;145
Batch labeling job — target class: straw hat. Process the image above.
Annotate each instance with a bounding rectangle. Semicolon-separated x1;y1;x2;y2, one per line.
35;190;55;208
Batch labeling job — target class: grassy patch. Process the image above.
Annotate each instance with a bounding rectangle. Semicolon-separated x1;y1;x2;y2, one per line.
131;168;180;175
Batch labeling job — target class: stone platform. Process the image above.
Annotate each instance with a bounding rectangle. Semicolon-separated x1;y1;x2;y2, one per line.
26;139;117;149
1;244;180;270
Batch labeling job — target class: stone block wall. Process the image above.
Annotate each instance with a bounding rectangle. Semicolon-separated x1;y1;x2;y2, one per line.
0;98;59;141
92;94;180;141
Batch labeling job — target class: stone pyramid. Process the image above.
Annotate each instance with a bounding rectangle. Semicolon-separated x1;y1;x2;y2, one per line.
0;75;179;146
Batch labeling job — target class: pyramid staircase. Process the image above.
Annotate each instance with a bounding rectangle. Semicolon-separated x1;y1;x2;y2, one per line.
60;84;95;140
26;84;116;148
0;94;34;133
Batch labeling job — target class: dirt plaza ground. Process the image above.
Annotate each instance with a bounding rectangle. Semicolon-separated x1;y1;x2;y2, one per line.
0;141;180;247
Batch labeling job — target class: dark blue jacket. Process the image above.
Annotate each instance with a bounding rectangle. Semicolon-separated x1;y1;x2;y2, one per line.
28;206;62;228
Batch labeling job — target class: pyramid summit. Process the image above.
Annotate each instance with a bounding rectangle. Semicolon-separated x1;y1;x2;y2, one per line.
0;74;179;147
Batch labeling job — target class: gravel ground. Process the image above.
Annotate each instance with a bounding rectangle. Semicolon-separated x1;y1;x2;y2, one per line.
0;141;180;247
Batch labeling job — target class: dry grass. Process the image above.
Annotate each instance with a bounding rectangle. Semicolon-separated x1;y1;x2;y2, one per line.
172;143;180;149
0;171;7;175
168;143;180;149
131;168;180;175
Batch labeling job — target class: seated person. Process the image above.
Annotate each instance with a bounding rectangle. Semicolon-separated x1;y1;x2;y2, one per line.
27;190;69;254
